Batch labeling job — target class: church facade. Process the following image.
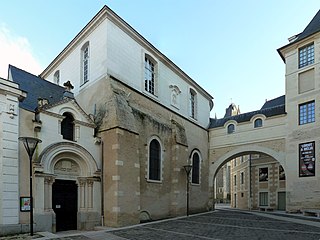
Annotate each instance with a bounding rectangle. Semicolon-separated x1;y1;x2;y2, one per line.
0;5;320;235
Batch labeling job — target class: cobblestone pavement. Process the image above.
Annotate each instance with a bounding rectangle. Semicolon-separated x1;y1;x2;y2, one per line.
3;208;320;240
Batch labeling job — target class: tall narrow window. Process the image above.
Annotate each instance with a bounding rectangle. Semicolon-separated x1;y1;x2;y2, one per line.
61;112;74;141
54;70;60;85
81;42;89;85
299;43;314;68
145;56;155;95
299;101;315;125
148;139;161;181
191;152;200;184
190;89;197;119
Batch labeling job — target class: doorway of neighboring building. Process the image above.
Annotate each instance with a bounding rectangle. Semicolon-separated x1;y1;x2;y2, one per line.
52;180;78;231
277;192;286;211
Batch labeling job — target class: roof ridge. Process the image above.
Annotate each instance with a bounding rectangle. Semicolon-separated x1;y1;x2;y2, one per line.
9;65;65;90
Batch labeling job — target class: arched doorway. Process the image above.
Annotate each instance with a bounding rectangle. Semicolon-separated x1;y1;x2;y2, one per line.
36;142;101;232
210;146;286;211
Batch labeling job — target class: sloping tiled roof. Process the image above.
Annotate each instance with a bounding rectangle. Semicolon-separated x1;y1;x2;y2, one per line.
278;10;320;61
295;10;320;42
209;95;286;129
9;65;65;112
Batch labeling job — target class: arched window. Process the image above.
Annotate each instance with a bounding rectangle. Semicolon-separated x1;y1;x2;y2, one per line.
227;124;235;134
148;139;161;181
81;42;89;85
61;112;74;141
254;118;263;128
54;70;60;85
145;55;156;95
191;152;200;184
189;89;197;119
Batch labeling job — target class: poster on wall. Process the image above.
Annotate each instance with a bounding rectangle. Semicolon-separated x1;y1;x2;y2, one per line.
20;197;31;212
299;141;315;177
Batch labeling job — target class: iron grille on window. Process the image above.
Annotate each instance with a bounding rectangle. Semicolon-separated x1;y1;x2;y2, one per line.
299;44;314;68
299;101;315;125
145;57;155;95
149;139;161;181
192;153;200;184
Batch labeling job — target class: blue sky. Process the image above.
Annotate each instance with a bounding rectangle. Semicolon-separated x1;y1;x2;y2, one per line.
0;1;319;117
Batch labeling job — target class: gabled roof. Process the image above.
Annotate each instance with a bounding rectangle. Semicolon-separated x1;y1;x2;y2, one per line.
209;95;285;129
278;10;320;62
9;65;65;112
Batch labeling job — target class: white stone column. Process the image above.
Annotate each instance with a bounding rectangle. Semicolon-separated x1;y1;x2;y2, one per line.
78;178;86;210
87;178;94;209
44;176;55;211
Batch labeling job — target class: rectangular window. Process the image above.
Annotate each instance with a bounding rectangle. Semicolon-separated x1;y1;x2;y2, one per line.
234;175;237;186
299;43;314;68
259;192;268;206
190;90;196;119
299;101;315;125
145;57;155;95
240;172;244;184
83;46;89;83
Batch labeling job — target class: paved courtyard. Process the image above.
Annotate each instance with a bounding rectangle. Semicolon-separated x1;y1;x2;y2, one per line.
4;208;320;240
51;208;320;240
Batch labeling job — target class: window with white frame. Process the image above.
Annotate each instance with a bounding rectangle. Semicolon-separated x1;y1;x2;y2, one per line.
259;192;268;206
54;70;60;85
81;42;89;85
189;89;197;119
299;101;315;125
148;139;161;181
145;56;156;95
191;152;200;184
299;43;314;68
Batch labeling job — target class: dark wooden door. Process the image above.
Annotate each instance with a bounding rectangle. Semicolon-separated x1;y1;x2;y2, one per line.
52;180;77;231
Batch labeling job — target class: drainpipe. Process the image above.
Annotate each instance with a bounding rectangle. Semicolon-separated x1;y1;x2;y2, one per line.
100;139;104;226
249;154;252;210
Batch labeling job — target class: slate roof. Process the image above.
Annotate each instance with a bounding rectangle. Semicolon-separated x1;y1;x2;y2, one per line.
209;95;286;129
278;10;320;61
9;65;65;112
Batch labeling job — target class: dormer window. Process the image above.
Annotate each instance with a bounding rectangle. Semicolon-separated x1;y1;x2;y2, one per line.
61;112;74;141
54;70;60;85
299;43;314;68
227;124;235;134
254;118;263;128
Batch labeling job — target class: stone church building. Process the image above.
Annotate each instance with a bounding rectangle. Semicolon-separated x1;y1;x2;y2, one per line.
0;5;319;235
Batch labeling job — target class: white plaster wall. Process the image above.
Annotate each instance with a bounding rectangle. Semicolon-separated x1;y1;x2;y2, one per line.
44;16;211;129
46;19;108;96
38;112;100;169
0;90;20;224
106;20;211;127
